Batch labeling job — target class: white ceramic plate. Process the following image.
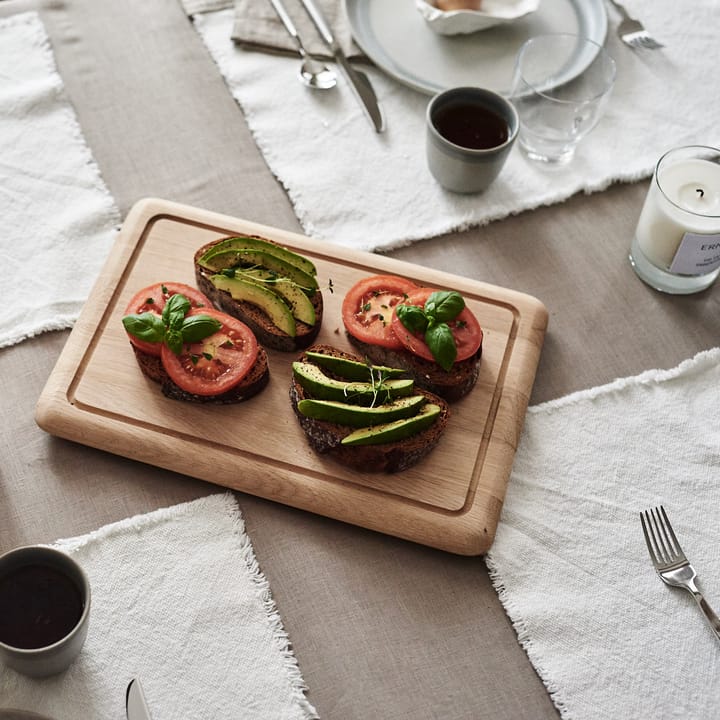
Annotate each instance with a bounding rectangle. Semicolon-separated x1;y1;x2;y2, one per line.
344;0;607;95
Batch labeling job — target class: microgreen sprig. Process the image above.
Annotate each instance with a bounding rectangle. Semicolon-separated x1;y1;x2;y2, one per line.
396;290;465;372
122;293;221;355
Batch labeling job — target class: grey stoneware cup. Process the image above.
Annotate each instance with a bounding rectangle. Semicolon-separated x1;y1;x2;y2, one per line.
0;545;91;678
426;86;519;193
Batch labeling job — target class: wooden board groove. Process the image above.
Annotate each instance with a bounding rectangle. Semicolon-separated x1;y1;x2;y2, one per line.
36;198;548;555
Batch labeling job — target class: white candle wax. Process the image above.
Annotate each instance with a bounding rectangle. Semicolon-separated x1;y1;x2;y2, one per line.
636;158;720;271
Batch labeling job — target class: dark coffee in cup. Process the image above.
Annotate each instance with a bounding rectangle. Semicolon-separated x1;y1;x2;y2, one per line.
431;102;510;150
0;563;85;649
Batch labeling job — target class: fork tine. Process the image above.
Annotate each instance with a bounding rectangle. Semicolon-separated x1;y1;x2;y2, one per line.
659;505;684;559
651;506;673;562
622;31;664;50
640;35;664;49
640;510;660;565
646;508;669;563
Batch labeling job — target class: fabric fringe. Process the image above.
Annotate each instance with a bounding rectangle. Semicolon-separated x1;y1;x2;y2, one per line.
226;496;321;720
485;554;572;719
528;347;720;414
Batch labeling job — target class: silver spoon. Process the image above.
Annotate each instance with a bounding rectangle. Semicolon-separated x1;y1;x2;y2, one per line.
269;0;337;90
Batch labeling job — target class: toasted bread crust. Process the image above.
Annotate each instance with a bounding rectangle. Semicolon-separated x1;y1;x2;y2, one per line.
194;238;323;352
345;333;481;402
131;344;269;404
290;345;450;473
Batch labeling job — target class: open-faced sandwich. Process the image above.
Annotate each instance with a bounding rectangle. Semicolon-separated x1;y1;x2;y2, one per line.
341;275;483;402
290;344;450;473
122;281;269;403
194;235;323;352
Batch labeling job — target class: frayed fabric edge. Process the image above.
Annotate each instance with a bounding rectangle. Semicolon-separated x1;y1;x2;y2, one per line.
0;317;77;349
528;347;720;415
484;553;573;720
227;497;321;720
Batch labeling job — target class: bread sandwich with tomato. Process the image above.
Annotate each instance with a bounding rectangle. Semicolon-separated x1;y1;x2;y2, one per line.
194;235;323;352
290;345;450;473
122;282;269;403
341;275;483;402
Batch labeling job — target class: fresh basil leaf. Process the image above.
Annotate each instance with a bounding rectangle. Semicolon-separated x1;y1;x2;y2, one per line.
424;291;464;323
122;313;166;343
396;304;428;334
165;328;184;355
162;293;191;329
181;314;222;343
425;320;457;371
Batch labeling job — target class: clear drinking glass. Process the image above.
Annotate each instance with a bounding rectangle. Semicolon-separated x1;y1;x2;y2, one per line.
509;34;616;165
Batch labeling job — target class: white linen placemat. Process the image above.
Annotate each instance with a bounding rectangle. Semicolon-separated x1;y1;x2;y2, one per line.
186;0;720;251
486;348;720;720
0;12;120;349
0;493;318;720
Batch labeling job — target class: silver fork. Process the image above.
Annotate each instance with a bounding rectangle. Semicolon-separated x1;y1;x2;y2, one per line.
640;506;720;640
607;0;664;50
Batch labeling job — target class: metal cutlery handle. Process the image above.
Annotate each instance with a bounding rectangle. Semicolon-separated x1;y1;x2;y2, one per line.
606;0;632;21
268;0;301;43
684;577;720;640
298;0;334;47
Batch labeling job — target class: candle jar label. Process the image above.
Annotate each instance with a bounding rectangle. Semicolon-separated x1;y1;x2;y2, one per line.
669;232;720;276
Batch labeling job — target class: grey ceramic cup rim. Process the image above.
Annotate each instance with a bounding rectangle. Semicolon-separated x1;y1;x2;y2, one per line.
426;86;519;156
0;545;91;668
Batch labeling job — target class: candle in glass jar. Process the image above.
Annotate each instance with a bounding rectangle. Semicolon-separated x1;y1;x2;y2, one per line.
636;157;720;273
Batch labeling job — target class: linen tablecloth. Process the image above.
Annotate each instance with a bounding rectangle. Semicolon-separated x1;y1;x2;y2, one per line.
185;0;720;251
0;12;120;349
0;494;318;720
487;348;720;720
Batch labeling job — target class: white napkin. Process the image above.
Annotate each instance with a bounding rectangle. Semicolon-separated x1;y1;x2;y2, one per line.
0;12;120;349
231;0;362;60
486;348;720;720
188;0;720;251
0;494;318;720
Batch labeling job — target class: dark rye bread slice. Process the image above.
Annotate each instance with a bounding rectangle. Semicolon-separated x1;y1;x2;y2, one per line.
345;333;481;403
290;345;451;473
194;239;323;352
131;344;269;404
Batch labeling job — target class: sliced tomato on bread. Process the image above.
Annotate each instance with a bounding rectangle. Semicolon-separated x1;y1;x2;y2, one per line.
124;282;212;356
390;288;483;364
159;308;259;397
341;275;419;350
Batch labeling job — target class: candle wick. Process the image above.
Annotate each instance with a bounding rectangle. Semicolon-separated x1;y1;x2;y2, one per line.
696;188;705;198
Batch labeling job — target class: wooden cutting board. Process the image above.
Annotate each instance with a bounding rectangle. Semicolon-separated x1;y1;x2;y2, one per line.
36;198;548;555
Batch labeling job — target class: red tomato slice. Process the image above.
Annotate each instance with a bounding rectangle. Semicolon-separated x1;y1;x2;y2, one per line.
342;275;420;350
390;288;483;365
124;282;212;357
160;308;258;396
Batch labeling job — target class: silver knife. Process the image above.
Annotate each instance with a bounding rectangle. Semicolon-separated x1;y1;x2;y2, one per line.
298;0;385;132
126;678;153;720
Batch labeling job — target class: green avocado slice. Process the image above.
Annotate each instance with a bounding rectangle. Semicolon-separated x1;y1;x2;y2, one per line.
199;249;318;291
304;351;405;382
297;395;426;427
340;403;442;446
211;274;296;337
229;268;316;325
198;236;317;277
292;362;414;405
